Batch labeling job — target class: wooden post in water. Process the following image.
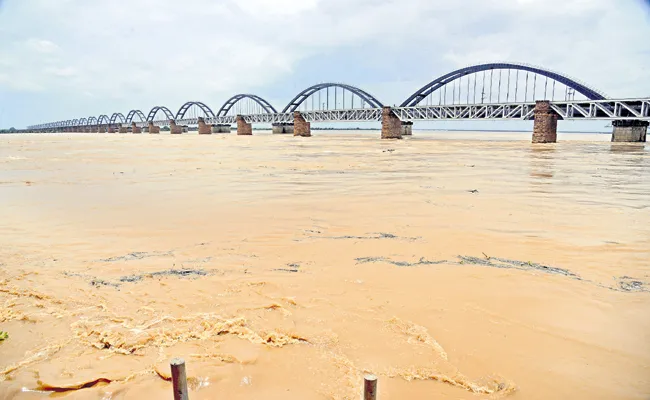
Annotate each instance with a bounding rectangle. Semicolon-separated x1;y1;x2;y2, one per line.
364;374;377;400
170;358;189;400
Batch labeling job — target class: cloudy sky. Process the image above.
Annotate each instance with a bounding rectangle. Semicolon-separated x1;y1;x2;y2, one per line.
0;0;649;129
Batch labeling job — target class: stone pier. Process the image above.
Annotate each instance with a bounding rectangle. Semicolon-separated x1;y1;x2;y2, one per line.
148;122;160;134
401;121;413;136
198;117;212;135
170;120;182;134
294;112;311;137
118;126;128;134
611;120;647;142
236;115;252;135
132;123;142;134
532;100;558;143
272;123;294;134
106;126;115;133
381;106;402;139
212;124;232;133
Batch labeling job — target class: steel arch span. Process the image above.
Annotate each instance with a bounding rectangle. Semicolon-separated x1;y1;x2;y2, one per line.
79;118;88;126
125;110;146;123
110;113;125;124
217;94;277;117
281;83;384;113
71;119;80;126
175;101;216;119
146;106;174;122
97;115;111;125
400;63;607;107
86;116;98;126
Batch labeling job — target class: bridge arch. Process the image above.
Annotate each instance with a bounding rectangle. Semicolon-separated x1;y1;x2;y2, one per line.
71;119;79;126
97;115;110;125
79;118;88;126
147;106;174;122
125;110;146;123
217;94;277;117
86;116;98;126
175;101;215;119
400;63;607;107
110;113;125;124
281;83;384;113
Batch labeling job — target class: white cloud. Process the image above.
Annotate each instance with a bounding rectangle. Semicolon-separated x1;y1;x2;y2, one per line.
0;0;649;127
26;38;59;54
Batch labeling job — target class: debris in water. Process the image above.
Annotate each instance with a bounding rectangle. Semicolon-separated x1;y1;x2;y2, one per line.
310;232;420;242
98;251;173;263
274;263;301;273
468;189;479;194
457;255;579;278
355;257;447;267
618;277;648;292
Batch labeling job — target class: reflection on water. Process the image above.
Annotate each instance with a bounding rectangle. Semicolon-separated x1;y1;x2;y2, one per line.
529;146;556;182
0;131;648;400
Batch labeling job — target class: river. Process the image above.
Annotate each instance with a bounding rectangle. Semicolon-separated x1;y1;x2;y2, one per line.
0;131;648;399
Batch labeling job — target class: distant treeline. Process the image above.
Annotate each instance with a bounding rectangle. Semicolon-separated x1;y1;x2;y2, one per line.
0;128;17;133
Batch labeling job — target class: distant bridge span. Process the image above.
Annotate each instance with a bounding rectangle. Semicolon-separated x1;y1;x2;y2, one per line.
25;62;650;143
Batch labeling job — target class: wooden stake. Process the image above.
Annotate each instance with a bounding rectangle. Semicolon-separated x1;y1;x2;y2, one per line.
364;374;377;400
170;358;189;400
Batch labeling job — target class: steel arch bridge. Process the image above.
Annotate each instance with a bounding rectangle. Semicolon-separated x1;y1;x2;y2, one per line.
110;113;125;124
217;94;277;117
281;83;384;113
146;106;174;122
176;101;215;120
400;62;607;107
23;62;650;133
125;110;146;123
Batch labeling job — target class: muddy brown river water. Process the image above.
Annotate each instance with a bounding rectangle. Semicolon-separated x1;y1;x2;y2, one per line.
0;131;648;399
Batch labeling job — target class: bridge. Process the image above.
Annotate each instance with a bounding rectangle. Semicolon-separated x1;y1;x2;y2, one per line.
25;63;650;143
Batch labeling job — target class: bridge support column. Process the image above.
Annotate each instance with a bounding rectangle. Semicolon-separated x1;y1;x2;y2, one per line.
95;126;104;133
107;126;115;133
148;122;160;134
236;115;252;135
132;123;142;134
293;112;311;137
611;120;647;142
212;124;232;133
198;117;212;134
381;106;402;139
532;101;558;143
401;121;413;136
119;126;128;134
272;123;294;134
170;120;182;134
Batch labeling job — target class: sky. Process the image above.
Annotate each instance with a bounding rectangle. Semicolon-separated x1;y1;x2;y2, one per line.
0;0;649;130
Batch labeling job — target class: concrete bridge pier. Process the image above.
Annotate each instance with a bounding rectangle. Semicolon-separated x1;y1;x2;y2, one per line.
381;107;403;139
148;122;160;134
236;115;252;135
212;124;232;133
532;100;558;143
198;117;212;134
272;123;294;134
401;121;413;136
170;120;182;134
611;120;647;142
106;126;115;133
132;123;142;134
294;112;311;137
118;126;128;134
